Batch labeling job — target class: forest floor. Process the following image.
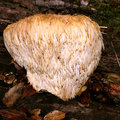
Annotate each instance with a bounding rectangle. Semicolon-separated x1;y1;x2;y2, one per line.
0;0;120;120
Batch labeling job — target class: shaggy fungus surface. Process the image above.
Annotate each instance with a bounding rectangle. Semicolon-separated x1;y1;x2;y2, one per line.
3;14;104;100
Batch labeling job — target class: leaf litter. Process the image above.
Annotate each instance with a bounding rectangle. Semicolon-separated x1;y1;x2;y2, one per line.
0;109;27;120
0;109;67;120
2;82;24;107
44;110;65;120
1;63;120;119
1;65;120;119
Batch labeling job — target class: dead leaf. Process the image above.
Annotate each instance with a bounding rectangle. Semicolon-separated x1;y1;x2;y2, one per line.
0;74;5;80
19;106;31;117
110;83;120;92
77;91;91;105
0;109;27;120
20;107;42;120
109;89;120;102
77;86;87;96
92;83;103;92
2;82;24;107
31;108;42;120
44;110;65;120
31;109;41;116
71;118;78;120
78;102;85;107
31;115;43;120
107;73;120;85
109;89;118;96
0;69;4;75
4;74;17;84
22;84;36;98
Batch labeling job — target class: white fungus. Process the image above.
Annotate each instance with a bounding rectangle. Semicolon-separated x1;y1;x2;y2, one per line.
3;14;104;100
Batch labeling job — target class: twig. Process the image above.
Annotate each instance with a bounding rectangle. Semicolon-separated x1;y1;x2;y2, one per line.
112;40;120;42
100;26;107;29
0;19;12;23
111;41;120;68
101;32;107;34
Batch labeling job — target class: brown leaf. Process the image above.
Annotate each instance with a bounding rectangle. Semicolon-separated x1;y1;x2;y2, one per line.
44;110;65;120
107;73;120;85
5;75;17;84
0;69;5;75
19;106;31;117
77;91;91;105
109;89;120;102
19;107;43;120
22;84;36;98
30;108;42;120
77;86;87;96
2;82;24;107
0;109;27;120
31;108;41;116
0;74;5;80
110;83;120;92
109;89;118;96
71;118;78;120
92;83;103;92
31;115;43;120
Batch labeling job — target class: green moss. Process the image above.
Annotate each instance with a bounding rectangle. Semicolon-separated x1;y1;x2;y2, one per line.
72;0;120;37
109;17;120;37
73;0;80;6
88;1;120;37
